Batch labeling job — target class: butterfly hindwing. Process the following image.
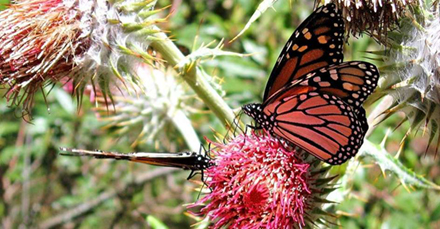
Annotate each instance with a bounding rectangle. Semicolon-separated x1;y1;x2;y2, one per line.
263;92;365;165
355;106;369;133
263;3;345;100
290;61;379;109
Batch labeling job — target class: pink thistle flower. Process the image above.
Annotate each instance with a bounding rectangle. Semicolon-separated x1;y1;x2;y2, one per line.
0;0;165;115
0;0;87;112
192;131;332;228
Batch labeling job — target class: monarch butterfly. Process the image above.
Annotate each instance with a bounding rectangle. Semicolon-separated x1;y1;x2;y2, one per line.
59;147;213;179
242;3;379;165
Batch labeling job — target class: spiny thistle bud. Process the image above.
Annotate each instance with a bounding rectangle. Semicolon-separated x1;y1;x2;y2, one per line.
92;63;189;147
191;131;335;228
371;2;440;153
0;0;165;115
320;0;419;39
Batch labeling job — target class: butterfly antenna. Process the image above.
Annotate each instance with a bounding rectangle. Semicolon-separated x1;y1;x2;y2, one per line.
240;124;253;149
223;116;235;143
206;142;213;159
199;143;208;160
223;110;244;143
232;111;241;137
199;143;206;156
201;143;210;160
233;110;246;136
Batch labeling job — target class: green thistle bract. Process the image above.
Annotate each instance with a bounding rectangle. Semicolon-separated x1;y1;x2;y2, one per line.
92;64;188;148
372;1;440;154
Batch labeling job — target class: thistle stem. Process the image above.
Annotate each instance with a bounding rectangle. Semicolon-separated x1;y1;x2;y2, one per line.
150;28;236;128
169;109;201;152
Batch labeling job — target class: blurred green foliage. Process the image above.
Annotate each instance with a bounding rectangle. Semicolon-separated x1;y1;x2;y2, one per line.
1;0;439;228
0;0;8;10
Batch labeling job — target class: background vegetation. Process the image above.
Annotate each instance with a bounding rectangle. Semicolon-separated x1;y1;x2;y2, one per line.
1;0;439;228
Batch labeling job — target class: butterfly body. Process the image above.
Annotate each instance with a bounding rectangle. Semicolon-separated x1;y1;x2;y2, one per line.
243;4;379;165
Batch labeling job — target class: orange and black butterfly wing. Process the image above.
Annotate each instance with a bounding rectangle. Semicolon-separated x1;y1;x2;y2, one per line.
290;61;379;110
355;106;369;133
263;3;345;101
263;61;377;140
262;92;365;165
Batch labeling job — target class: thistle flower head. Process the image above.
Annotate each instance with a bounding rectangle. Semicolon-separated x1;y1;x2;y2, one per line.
192;131;334;228
0;0;164;114
320;0;419;39
93;63;187;147
372;4;440;153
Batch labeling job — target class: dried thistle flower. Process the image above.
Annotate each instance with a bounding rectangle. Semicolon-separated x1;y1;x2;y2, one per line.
0;0;165;115
320;0;419;39
191;131;335;228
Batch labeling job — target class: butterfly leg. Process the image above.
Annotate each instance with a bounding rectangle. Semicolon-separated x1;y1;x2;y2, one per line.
199;169;212;192
238;124;258;149
187;170;196;180
196;179;208;200
245;124;262;133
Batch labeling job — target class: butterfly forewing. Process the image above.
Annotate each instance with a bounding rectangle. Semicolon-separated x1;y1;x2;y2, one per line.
264;92;365;164
263;3;345;101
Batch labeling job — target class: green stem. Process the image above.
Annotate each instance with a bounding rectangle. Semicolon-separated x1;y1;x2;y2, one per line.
151;28;236;127
169;109;201;152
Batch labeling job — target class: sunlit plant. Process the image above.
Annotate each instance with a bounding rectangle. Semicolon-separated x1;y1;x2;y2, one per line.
1;0;440;228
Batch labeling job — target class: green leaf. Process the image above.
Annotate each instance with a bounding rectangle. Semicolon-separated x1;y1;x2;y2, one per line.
383;211;420;229
146;215;169;229
0;146;16;165
0;122;19;136
431;204;440;221
0;0;9;11
359;139;440;190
